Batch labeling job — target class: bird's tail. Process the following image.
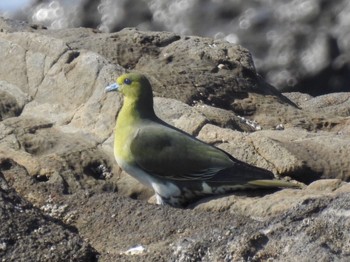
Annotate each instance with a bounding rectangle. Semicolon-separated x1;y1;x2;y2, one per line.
247;179;304;189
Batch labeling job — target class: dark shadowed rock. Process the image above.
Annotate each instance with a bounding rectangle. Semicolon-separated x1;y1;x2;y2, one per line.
0;172;97;261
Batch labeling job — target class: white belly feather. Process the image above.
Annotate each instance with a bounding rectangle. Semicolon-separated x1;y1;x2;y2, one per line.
115;157;181;204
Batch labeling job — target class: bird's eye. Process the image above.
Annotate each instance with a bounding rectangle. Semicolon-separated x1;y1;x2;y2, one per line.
124;78;132;85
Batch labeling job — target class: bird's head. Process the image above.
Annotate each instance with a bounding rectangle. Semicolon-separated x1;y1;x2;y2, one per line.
106;73;153;101
106;73;155;116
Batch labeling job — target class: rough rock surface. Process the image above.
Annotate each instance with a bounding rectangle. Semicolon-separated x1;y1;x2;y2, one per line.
5;0;350;95
0;17;350;261
0;171;97;261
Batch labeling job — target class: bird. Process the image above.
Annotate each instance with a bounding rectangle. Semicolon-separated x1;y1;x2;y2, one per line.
105;73;300;208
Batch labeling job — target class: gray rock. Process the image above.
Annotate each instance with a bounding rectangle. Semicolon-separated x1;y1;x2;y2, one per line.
58;179;350;261
0;171;97;261
5;0;350;95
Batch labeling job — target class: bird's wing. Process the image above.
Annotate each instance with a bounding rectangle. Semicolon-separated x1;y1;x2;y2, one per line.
129;123;234;181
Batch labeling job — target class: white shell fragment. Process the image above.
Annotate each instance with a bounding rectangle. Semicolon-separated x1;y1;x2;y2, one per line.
121;245;146;255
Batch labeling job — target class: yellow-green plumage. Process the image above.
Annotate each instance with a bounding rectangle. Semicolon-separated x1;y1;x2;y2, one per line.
106;73;301;207
113;74;154;163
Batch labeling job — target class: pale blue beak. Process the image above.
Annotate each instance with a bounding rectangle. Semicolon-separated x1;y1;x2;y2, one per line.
105;83;120;92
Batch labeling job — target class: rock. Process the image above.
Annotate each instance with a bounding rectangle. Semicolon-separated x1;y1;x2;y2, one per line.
197;124;350;182
56;179;350;261
6;0;350;95
6;1;350;95
41;27;297;112
194;179;348;216
0;172;97;261
33;27;348;132
0;16;350;260
0;81;30;120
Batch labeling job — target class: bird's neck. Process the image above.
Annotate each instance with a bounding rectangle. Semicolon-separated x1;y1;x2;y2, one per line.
117;97;156;126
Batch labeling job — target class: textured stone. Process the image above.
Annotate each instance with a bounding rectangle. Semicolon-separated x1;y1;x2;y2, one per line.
0;172;97;261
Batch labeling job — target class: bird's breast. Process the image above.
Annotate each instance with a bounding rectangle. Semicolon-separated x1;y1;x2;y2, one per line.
113;120;138;161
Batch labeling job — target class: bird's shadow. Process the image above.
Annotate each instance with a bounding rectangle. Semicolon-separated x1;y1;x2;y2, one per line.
187;188;280;209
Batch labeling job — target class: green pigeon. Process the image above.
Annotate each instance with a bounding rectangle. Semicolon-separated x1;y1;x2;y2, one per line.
106;73;300;207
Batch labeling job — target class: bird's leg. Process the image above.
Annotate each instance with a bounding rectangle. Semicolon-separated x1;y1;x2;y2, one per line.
155;193;165;205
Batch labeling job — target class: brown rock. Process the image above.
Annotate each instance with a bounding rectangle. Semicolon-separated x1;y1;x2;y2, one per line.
0;172;97;261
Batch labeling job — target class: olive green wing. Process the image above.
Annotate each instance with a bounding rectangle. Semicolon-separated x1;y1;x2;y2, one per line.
130;124;233;181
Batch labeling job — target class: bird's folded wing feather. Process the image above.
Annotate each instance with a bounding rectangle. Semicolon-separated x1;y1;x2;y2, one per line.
130;124;275;184
130;124;233;180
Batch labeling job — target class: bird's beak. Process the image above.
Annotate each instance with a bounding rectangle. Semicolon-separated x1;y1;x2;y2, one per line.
105;83;120;93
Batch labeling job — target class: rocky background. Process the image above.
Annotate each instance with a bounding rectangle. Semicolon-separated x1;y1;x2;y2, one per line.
0;9;350;262
2;0;350;96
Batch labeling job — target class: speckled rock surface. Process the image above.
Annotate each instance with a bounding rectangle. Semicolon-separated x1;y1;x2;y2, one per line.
0;171;97;261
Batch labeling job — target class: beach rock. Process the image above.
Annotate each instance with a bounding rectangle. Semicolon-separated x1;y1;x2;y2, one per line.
0;172;97;261
53;179;350;261
0;17;349;260
7;0;350;95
